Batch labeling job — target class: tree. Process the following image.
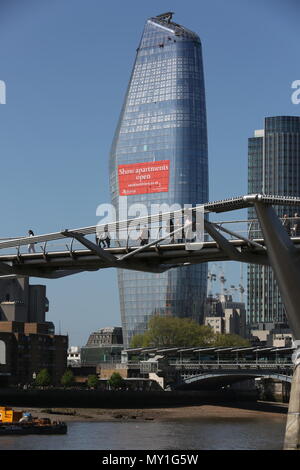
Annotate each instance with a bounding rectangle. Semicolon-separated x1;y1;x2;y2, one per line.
130;316;215;348
35;368;51;387
214;333;250;348
87;374;98;389
129;333;151;348
108;372;125;390
61;369;74;388
129;315;250;349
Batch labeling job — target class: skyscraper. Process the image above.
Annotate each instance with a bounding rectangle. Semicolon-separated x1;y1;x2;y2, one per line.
247;116;300;327
109;13;208;347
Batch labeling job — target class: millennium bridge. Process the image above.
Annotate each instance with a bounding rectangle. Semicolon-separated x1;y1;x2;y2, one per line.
2;193;300;448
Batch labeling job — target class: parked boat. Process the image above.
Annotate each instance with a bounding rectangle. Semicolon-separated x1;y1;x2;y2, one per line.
0;420;67;435
0;407;67;435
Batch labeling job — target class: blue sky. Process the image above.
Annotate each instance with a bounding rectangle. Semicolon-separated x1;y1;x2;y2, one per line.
0;0;299;345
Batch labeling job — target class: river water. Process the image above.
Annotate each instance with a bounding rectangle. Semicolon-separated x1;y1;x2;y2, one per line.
0;416;286;450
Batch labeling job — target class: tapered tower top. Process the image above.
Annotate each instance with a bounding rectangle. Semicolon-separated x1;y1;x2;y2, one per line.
148;12;200;42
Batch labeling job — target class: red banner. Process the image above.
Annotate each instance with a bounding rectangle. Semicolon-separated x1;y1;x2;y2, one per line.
118;160;170;196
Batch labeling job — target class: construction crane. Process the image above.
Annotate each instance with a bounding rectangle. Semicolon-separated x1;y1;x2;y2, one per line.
227;264;245;303
207;265;217;298
238;263;245;303
208;263;245;303
218;265;227;296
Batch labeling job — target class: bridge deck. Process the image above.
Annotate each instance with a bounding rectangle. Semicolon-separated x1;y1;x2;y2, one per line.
0;193;300;278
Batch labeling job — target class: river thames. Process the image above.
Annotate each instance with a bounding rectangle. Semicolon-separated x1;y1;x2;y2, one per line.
0;415;286;450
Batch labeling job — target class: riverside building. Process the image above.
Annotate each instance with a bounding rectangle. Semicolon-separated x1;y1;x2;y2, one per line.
109;13;209;347
247;116;300;327
0;277;67;386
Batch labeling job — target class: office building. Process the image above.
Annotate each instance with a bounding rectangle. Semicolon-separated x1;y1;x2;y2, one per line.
204;294;246;337
250;322;292;347
0;321;67;386
67;346;81;367
0;277;48;323
247;116;300;326
109;13;208;346
0;277;67;386
81;327;123;365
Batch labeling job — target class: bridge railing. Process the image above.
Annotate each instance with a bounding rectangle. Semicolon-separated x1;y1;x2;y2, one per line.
175;362;294;371
0;215;299;257
171;361;294;369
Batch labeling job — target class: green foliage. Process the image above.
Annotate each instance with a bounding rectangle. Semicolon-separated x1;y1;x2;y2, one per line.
108;372;125;390
35;368;51;387
129;333;151;348
130;316;215;348
61;369;74;387
87;374;98;389
213;333;250;347
129;316;249;349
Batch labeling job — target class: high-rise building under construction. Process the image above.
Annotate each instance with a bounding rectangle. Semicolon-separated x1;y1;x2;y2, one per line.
109;13;209;346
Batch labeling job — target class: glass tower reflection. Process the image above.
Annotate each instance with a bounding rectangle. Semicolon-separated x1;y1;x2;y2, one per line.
109;14;208;347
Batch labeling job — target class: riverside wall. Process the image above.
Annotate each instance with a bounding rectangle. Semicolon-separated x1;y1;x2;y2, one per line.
0;388;258;408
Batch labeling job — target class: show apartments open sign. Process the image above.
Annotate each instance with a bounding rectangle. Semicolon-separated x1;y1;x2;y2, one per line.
118;160;170;196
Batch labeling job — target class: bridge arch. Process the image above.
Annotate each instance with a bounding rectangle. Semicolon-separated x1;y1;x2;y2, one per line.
172;371;292;390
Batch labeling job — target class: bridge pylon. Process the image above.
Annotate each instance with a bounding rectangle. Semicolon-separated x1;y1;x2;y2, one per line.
254;200;300;450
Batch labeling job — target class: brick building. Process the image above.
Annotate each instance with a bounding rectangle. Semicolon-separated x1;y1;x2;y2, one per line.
0;322;67;386
0;277;67;387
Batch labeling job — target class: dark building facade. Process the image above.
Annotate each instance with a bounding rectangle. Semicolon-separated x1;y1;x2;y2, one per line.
0;322;67;386
247;116;300;326
109;13;209;347
0;277;48;323
0;277;66;386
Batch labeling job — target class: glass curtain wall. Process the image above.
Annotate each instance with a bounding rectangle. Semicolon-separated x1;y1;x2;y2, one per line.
109;15;209;346
247;116;300;326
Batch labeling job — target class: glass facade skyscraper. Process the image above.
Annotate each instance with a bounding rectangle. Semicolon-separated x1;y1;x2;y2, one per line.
247;116;300;326
109;13;208;347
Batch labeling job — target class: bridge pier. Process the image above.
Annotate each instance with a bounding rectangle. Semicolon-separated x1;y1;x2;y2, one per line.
254;202;300;450
284;364;300;450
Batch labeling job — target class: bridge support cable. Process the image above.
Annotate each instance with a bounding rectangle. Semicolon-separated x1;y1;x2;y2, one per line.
204;220;244;261
118;225;185;262
61;230;173;274
253;202;300;450
61;230;119;267
204;220;268;265
214;223;266;251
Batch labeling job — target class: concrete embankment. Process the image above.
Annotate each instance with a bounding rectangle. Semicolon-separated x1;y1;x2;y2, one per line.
0;388;258;408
